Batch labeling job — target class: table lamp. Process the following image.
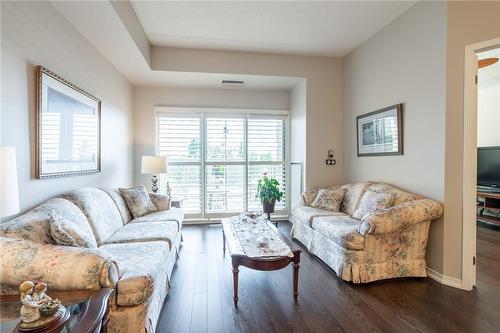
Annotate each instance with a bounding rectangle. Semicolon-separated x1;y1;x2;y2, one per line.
141;156;167;193
1;146;20;218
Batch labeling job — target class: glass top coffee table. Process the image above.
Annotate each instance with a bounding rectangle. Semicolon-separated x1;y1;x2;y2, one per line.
0;289;113;333
221;215;301;307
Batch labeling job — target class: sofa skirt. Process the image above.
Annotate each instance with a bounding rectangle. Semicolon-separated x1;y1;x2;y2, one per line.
291;217;429;283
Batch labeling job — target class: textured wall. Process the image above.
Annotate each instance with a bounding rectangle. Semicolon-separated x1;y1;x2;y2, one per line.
343;2;447;274
1;1;133;213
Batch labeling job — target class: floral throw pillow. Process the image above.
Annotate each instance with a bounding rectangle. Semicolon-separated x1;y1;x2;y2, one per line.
352;190;396;220
119;185;158;218
50;214;98;248
310;188;347;212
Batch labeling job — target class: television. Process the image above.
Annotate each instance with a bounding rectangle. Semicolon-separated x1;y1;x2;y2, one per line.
477;146;500;191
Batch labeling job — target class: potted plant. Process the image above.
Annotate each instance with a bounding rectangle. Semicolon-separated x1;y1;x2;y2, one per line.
256;173;284;219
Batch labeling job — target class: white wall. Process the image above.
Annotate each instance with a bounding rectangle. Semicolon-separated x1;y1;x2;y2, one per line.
132;86;289;186
343;2;447;273
1;1;133;213
444;0;500;280
478;76;500;147
151;47;344;190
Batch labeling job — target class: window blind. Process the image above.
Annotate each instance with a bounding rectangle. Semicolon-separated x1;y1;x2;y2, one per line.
157;115;202;214
157;110;288;218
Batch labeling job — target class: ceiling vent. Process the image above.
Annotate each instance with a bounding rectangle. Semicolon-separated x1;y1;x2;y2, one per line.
222;80;244;87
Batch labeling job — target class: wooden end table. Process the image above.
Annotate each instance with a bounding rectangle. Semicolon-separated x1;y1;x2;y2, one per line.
221;217;301;306
0;289;113;333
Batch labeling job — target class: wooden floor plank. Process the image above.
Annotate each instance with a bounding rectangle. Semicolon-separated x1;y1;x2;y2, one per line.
156;223;500;333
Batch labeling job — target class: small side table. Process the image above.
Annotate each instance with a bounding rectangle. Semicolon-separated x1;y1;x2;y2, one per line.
0;289;113;333
171;196;184;208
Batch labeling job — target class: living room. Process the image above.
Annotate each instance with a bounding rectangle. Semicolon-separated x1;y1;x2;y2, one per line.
1;1;499;333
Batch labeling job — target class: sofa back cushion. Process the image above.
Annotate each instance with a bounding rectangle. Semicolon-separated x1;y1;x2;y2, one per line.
0;198;90;244
338;182;372;216
352;190;396;220
60;188;123;244
100;188;133;224
50;214;98;248
368;183;422;206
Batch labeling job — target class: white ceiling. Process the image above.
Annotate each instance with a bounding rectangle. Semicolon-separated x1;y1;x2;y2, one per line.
131;0;416;57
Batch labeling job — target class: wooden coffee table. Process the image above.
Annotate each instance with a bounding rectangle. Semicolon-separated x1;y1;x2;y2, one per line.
221;216;301;306
0;289;113;333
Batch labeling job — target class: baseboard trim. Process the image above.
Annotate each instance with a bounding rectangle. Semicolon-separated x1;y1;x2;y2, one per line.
426;267;463;289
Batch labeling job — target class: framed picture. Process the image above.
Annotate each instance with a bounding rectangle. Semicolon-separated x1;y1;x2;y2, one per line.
356;103;403;156
36;66;101;178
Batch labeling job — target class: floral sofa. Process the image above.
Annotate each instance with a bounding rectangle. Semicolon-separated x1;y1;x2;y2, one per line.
290;182;443;283
0;187;184;333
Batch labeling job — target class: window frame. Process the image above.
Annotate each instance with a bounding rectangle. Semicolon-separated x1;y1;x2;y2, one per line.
156;107;290;221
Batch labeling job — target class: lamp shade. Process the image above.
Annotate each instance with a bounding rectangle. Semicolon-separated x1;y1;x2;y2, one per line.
1;146;20;217
141;155;167;174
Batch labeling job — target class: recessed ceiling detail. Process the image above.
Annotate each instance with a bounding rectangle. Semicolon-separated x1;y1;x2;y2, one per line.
130;1;415;57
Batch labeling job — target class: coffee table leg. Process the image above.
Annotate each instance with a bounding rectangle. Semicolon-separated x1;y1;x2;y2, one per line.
293;262;300;298
232;265;239;306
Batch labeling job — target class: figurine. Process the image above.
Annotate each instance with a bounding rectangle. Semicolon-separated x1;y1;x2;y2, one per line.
33;282;51;304
19;281;41;323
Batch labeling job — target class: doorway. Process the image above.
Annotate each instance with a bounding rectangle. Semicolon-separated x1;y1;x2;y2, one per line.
462;37;500;291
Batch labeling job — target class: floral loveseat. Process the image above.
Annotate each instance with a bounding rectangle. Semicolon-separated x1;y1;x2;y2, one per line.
0;187;183;333
290;182;442;283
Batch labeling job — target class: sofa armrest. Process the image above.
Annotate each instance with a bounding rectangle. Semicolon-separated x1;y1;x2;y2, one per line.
300;190;318;206
148;192;171;211
0;237;119;293
358;199;443;235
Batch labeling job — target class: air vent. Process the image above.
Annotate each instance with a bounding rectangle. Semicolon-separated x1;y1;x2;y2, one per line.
222;80;244;87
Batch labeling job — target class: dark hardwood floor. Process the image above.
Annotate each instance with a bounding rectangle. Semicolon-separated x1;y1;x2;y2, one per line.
477;225;500;292
156;222;500;333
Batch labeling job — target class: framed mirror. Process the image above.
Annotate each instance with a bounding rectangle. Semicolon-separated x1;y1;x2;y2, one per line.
36;66;101;178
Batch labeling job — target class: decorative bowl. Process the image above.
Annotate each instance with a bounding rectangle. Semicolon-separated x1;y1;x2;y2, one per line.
39;300;61;317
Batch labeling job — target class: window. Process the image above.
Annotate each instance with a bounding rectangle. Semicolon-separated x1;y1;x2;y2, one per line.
156;109;289;219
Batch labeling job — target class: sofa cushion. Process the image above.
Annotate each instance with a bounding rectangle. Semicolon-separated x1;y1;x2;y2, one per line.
339;182;372;216
352;190;396;220
50;214;97;248
292;206;347;224
300;190;318;206
0;198;88;244
60;188;123;245
100;188;133;224
101;221;178;250
310;188;346;211
310;215;365;250
100;241;170;307
119;186;157;218
149;193;171;211
130;208;184;230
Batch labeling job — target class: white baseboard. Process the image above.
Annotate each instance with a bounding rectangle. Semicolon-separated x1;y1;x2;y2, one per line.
426;267;463;289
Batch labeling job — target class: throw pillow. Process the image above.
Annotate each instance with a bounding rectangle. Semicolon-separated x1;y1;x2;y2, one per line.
352;190;396;220
301;190;318;206
310;188;347;212
149;192;171;211
119;185;158;218
50;214;98;248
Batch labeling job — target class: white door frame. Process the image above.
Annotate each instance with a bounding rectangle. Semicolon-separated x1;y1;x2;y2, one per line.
462;37;500;291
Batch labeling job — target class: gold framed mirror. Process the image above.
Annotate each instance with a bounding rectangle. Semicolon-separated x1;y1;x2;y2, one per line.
36;66;101;179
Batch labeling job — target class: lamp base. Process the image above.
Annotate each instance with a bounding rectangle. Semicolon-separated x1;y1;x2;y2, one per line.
151;175;158;193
